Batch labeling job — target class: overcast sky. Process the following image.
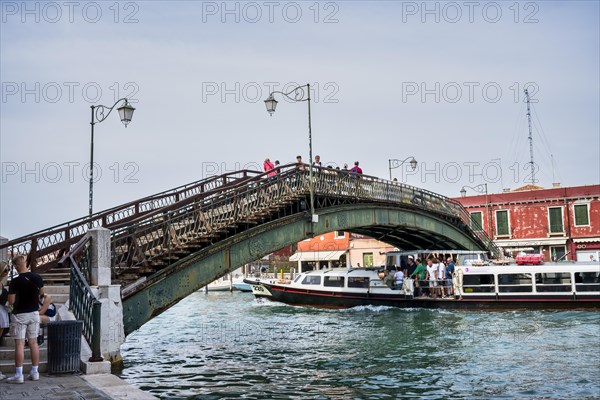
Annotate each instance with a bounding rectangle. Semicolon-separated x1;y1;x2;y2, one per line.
1;1;599;239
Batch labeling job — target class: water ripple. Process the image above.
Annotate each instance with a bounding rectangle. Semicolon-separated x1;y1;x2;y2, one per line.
120;291;600;399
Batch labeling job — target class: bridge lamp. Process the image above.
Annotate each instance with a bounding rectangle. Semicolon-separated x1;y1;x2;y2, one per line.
264;84;317;229
88;98;136;226
388;156;418;181
264;95;278;116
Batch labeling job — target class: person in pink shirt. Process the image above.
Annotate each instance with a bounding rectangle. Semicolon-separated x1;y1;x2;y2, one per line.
350;161;363;175
264;158;276;179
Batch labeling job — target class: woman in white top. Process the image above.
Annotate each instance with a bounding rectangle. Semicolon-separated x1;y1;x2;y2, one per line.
394;268;404;288
426;259;438;298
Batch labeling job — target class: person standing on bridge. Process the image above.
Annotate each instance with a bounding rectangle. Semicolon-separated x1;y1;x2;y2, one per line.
313;155;322;167
350;161;363;175
296;155;306;170
5;255;43;383
264;158;276;179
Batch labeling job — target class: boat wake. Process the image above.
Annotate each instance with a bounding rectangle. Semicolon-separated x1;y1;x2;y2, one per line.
252;298;290;307
344;305;396;313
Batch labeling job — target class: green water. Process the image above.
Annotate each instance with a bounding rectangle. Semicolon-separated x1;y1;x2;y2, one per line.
120;291;600;399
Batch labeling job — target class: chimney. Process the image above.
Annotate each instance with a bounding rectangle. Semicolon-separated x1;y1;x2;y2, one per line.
552;182;561;188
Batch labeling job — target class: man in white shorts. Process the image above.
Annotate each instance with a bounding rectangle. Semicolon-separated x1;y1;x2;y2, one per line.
426;258;438;298
5;255;43;384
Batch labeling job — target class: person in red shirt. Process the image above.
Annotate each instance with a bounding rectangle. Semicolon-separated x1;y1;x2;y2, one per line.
264;158;276;179
350;161;363;174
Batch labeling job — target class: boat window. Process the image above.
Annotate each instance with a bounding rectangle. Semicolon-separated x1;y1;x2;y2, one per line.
348;277;370;288
463;274;495;293
574;271;600;292
301;275;321;285
498;273;533;293
293;275;302;283
386;255;395;266
535;272;571;292
324;276;345;288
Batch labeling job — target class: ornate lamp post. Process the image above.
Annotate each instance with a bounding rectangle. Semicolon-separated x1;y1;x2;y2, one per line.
264;84;317;225
460;183;490;234
88;98;135;223
388;156;417;180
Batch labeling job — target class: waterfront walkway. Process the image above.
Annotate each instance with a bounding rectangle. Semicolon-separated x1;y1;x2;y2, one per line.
0;373;156;400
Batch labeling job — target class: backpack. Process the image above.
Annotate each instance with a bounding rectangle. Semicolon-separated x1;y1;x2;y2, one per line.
44;302;57;317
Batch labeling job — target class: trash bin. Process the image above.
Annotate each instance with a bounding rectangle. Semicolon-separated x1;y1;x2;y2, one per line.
47;320;83;374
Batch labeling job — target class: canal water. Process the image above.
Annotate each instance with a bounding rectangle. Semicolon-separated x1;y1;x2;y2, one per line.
119;291;600;399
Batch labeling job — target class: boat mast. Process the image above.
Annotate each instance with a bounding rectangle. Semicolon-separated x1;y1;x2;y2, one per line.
524;88;536;184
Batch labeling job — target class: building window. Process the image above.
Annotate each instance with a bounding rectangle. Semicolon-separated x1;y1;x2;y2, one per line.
548;207;564;234
363;252;374;267
470;212;483;231
334;231;345;239
550;246;566;262
495;210;510;236
574;204;590;226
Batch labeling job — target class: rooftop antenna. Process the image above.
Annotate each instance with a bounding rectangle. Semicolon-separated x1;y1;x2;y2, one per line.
524;88;537;184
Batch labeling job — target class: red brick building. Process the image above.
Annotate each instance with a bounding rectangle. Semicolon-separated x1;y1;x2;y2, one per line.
455;184;600;262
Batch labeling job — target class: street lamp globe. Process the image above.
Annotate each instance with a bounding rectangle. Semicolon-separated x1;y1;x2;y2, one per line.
409;157;418;171
460;187;467;198
117;102;136;127
264;95;278;116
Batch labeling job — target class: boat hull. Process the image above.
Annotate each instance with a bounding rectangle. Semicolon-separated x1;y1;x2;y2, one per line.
249;282;600;311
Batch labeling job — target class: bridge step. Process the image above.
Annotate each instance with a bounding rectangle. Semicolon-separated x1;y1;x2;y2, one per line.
0;336;49;374
40;273;70;285
43;285;70;295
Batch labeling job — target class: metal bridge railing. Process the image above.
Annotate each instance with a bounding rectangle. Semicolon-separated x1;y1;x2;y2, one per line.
109;164;501;276
0;169;263;271
1;163;500;286
59;235;102;361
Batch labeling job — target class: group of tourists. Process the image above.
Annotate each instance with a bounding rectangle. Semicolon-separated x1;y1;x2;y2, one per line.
382;256;460;299
264;156;364;176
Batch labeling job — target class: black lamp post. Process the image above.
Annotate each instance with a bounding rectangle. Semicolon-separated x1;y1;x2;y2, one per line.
388;156;417;180
88;98;135;224
264;84;316;225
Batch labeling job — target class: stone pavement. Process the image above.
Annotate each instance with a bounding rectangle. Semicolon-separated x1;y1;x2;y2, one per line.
0;373;157;400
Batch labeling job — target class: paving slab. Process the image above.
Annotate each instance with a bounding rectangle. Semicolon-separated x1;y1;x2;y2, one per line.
0;372;156;400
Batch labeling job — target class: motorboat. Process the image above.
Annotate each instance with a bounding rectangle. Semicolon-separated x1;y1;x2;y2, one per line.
244;263;600;310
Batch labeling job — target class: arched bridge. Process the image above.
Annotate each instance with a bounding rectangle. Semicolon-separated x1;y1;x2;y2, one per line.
1;164;500;336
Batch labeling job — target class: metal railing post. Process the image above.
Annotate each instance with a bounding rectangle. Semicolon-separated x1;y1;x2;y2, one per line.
90;300;103;362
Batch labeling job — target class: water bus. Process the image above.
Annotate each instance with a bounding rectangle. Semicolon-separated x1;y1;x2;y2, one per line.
245;262;600;310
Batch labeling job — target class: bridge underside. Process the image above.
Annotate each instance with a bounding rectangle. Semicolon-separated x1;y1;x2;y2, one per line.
122;204;483;335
